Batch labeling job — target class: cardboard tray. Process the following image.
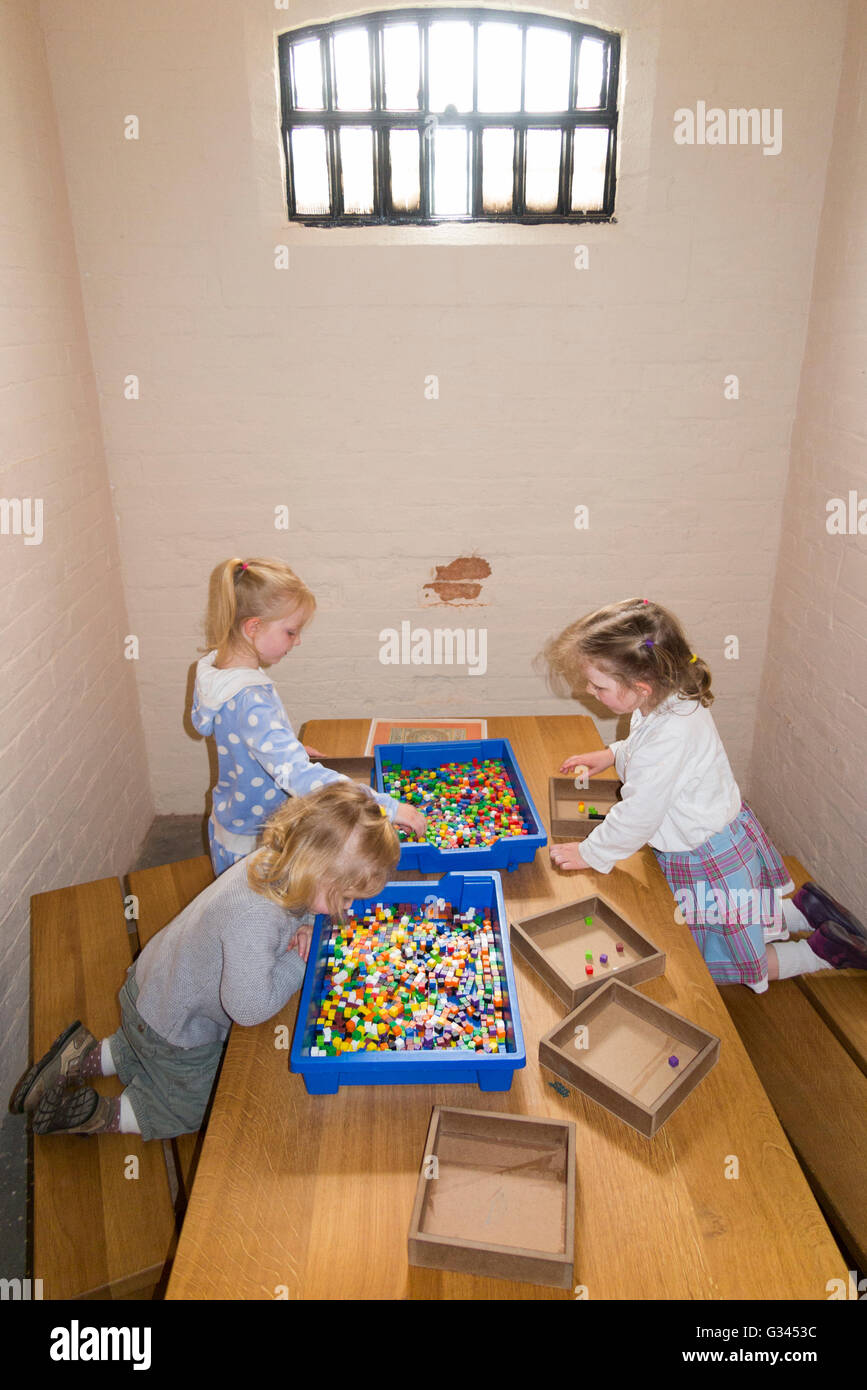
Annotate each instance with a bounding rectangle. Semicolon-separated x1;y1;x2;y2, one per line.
290;872;526;1095
374;738;547;873
511;893;665;1008
316;755;375;784
548;775;622;839
539;980;720;1138
408;1106;576;1289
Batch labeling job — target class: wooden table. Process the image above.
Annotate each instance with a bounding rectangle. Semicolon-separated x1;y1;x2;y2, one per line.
166;716;845;1300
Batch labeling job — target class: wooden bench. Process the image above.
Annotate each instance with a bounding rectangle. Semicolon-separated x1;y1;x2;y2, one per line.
718;857;867;1272
30;877;177;1300
30;856;216;1299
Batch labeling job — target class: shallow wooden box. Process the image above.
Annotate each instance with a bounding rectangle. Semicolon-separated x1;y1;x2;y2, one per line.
408;1106;576;1289
317;755;375;784
539;980;720;1138
511;894;665;1008
548;775;621;838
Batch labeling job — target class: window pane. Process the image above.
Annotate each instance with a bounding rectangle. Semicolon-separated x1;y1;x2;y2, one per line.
384;24;420;109
524;28;571;112
482;128;514;212
340;127;374;213
292;39;323;110
576;37;605;107
571;127;608;210
389;129;420;211
429;21;473;113
334;27;371;110
525;129;561;212
478;23;522;112
432;126;470;215
291;128;330;214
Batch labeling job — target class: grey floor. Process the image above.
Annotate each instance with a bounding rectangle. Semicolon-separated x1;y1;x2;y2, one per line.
0;815;207;1281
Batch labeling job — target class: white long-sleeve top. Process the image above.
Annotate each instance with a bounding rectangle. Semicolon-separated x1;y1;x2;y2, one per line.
579;695;742;874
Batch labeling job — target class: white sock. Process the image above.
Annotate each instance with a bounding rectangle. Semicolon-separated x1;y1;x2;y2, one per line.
780;896;811;935
119;1092;141;1134
774;939;828;979
101;1038;117;1076
746;975;769;994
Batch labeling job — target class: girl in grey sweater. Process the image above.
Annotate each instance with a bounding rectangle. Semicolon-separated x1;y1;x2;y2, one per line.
11;782;402;1139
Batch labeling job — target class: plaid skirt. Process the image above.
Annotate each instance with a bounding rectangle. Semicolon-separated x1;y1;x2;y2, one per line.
653;801;793;986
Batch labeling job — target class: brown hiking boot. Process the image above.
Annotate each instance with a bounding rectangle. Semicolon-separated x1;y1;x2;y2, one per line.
8;1021;100;1114
32;1081;118;1136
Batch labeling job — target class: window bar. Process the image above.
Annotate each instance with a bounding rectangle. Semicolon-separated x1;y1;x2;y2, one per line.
421;18;431;219
560;32;580;216
371;22;385;218
323;34;341;217
471;20;481;218
513;24;528;217
284;127;296;220
603;125;616;215
606;35;619;115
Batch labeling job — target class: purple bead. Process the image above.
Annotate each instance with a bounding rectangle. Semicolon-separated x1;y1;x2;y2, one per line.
668;1055;679;1068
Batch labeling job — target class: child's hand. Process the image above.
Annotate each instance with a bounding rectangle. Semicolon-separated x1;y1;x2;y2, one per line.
550;841;591;872
559;749;614;777
304;744;325;759
395;803;427;840
290;926;312;962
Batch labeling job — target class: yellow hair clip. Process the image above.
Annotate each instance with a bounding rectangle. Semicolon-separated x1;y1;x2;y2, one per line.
689;654;698;664
378;803;388;816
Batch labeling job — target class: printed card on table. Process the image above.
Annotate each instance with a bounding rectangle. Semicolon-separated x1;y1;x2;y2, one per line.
364;718;488;756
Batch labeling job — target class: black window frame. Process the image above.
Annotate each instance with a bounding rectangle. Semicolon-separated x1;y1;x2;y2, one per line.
278;8;620;226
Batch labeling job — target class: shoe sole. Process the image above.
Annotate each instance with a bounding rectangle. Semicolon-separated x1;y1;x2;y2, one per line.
32;1081;100;1136
8;1020;82;1115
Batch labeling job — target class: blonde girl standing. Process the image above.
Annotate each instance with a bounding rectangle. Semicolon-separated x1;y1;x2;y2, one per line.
193;557;425;874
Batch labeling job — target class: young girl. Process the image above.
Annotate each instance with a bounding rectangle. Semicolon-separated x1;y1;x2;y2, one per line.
194;557;425;874
10;782;400;1137
542;598;867;992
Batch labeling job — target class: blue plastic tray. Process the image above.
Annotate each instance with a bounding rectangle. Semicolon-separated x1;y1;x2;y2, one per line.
290;872;526;1095
374;737;547;872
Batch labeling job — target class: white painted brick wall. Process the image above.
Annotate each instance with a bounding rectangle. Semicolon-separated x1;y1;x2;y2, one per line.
749;0;867;908
29;0;857;881
0;0;153;1104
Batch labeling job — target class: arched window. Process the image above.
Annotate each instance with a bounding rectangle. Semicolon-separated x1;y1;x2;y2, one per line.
278;9;619;225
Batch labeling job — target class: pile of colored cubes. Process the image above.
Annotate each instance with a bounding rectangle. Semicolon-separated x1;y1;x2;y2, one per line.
308;901;509;1056
381;757;531;848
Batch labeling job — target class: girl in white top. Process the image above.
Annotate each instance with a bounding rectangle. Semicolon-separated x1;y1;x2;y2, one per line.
543;598;866;991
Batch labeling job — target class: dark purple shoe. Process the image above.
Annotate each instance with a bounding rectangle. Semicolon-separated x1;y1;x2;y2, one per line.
807;920;867;972
793;881;866;940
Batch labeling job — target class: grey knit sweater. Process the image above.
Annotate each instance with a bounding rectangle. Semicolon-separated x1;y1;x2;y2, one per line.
133;855;311;1047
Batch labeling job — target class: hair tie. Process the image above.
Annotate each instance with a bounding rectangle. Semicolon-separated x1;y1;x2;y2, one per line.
689;653;698;664
644;639;654;648
642;598;649;604
239;562;248;573
378;803;388;817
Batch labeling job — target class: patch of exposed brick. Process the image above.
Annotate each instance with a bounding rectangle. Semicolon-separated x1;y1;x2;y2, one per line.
423;556;491;604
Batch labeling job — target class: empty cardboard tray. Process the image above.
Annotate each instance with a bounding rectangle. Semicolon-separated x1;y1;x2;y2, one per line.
511;893;665;1008
549;775;621;839
316;755;375;784
539;980;720;1138
408;1106;576;1289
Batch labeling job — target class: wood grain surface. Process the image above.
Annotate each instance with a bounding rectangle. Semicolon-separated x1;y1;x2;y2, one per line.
31;877;175;1299
164;716;846;1300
